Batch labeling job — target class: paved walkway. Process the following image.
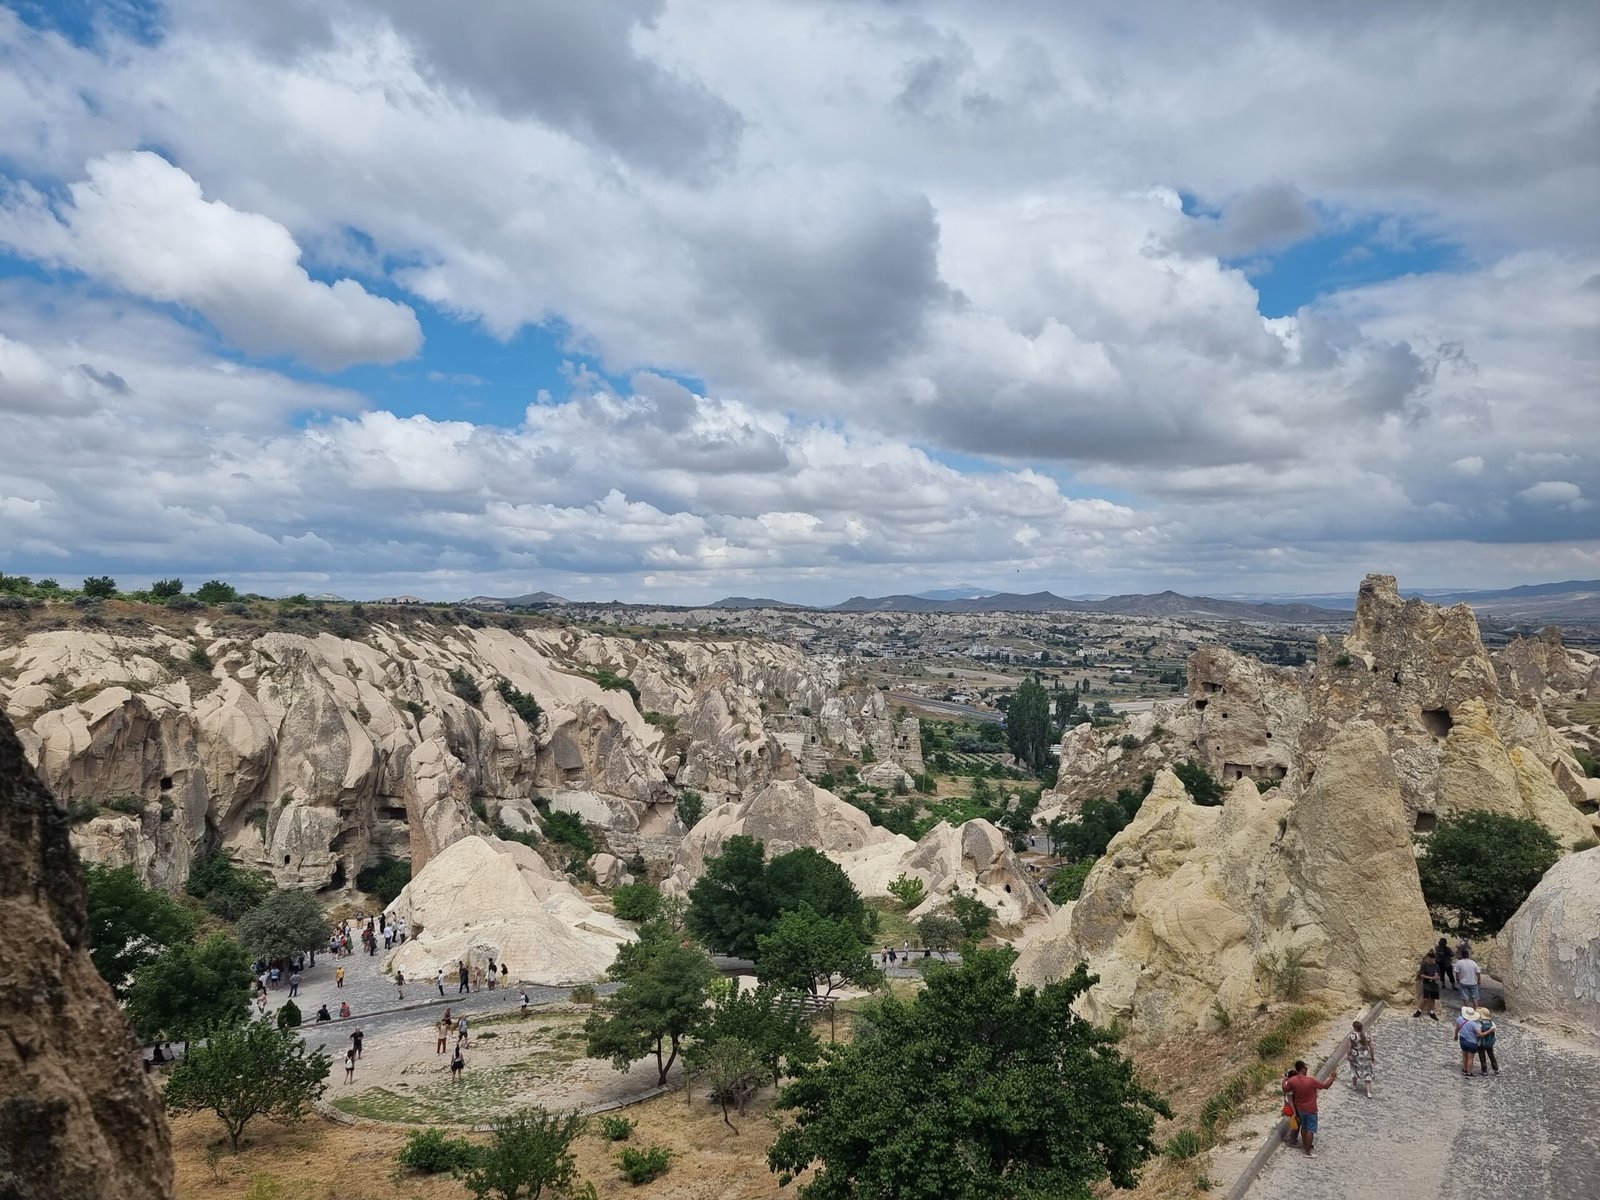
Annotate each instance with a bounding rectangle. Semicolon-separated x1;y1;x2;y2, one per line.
1254;1009;1600;1200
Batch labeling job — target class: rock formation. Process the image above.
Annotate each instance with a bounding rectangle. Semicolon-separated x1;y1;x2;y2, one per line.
0;707;174;1200
1491;847;1600;1034
385;835;634;985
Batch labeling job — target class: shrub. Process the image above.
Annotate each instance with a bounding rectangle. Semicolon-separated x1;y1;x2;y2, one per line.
542;810;596;856
186;852;272;921
356;858;412;906
1174;759;1225;806
1118;734;1140;750
1417;810;1561;938
448;667;484;707
1257;947;1308;1000
459;1109;587;1200
1048;861;1092;904
616;1145;673;1185
82;575;118;597
1162;1128;1205;1161
674;790;704;831
1255;1030;1288;1059
495;679;542;726
597;1115;635;1142
592;669;641;705
569;984;598;1005
398;1127;480;1175
276;1000;302;1030
151;578;184;598
886;874;926;910
188;645;213;671
195;580;239;604
1209;998;1232;1030
612;883;662;923
1574;747;1598;779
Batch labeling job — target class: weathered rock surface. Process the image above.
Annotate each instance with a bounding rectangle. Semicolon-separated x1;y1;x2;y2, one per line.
0;707;174;1199
386;835;634;985
1492;848;1600;1034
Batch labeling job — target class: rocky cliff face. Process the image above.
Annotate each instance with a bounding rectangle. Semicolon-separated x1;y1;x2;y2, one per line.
0;614;921;895
1491;847;1600;1034
0;707;174;1200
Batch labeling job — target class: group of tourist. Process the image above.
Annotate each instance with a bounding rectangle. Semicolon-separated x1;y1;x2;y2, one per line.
328;911;407;959
1283;934;1504;1161
438;958;510;994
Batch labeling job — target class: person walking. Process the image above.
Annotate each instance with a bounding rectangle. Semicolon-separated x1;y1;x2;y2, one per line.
351;1027;364;1060
395;969;405;1001
1346;1019;1377;1098
343;1047;356;1084
435;968;445;996
1283;1061;1338;1158
1474;1011;1501;1076
450;1044;465;1081
457;1014;469;1048
1414;950;1441;1020
287;969;301;998
1455;951;1483;1005
436;1017;449;1054
500;963;509;988
335;965;346;990
1435;937;1457;991
1454;1006;1481;1075
458;961;469;994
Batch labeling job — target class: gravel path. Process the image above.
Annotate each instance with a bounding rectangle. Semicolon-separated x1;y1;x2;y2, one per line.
1255;1008;1600;1200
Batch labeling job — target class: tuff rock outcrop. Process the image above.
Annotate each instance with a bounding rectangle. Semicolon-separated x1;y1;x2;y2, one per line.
0;707;174;1200
1491;847;1600;1035
1017;734;1435;1032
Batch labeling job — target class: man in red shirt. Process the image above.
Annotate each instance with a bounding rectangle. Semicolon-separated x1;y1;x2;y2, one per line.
1283;1060;1338;1157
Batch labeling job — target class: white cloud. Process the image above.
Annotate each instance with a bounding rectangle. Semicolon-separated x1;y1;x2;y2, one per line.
1451;456;1485;476
0;151;421;370
1518;481;1591;512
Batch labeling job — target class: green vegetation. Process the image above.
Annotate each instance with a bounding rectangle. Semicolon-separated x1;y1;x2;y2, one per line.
694;1036;764;1129
584;920;718;1085
82;575;118;597
162;1021;331;1149
540;809;596;856
398;1128;480;1175
126;931;254;1043
616;1145;673;1185
187;644;214;670
495;679;543;726
914;913;963;957
611;882;662;923
186;852;272;921
693;982;821;1090
596;1116;636;1142
755;905;881;999
1006;676;1053;774
590;669;641;705
1574;746;1598;778
946;892;995;943
195;579;239;604
460;1109;589;1200
767;950;1170;1198
675;790;704;830
449;666;484;707
1047;860;1093;904
886;873;926;909
1054;774;1154;861
356;857;412;906
686;837;870;958
1257;947;1310;1001
1418;810;1561;937
235;888;330;964
1174;759;1226;806
84;863;196;996
151;577;184;598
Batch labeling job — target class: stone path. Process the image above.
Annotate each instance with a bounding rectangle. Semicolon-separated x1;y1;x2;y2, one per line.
1254;1008;1600;1200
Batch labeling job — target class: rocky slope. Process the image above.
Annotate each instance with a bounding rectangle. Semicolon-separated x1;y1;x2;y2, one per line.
0;609;921;895
0;707;174;1200
1491;847;1600;1034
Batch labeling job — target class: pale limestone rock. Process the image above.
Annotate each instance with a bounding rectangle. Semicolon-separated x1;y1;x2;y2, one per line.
1188;645;1308;786
1491;848;1600;1034
860;760;914;790
588;852;629;888
387;835;632;985
897;819;1051;928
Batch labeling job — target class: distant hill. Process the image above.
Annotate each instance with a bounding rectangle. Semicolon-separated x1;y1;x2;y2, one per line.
459;591;568;608
707;596;806;609
914;587;996;601
824;589;1347;622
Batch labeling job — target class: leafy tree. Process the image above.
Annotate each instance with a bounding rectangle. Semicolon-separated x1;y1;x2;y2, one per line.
767;847;870;942
84;863;195;996
194;580;239;604
611;882;662;923
150;577;184;598
696;982;821;1089
1052;688;1081;734
1174;759;1225;806
687;838;870;958
886;873;926;910
756;905;881;999
1048;861;1093;904
81;575;117;597
947;893;995;944
162;1020;331;1149
1006;677;1054;774
1418;811;1561;938
235;888;329;964
694;1036;764;1130
584;924;717;1085
460;1109;588;1200
186;851;271;921
540;809;595;856
675;790;705;830
915;914;963;958
125;931;254;1043
356;857;412;906
767;950;1170;1198
997;790;1040;851
1044;815;1072;857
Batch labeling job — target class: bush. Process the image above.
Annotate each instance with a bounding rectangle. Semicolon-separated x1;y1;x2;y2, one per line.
1257;947;1308;1000
1162;1128;1206;1161
612;883;662;923
1048;861;1092;904
1417;810;1561;938
886;874;926;910
542;810;596;856
188;645;213;671
398;1127;480;1175
597;1115;636;1142
82;575;118;597
495;679;542;726
195;580;240;604
448;667;483;707
569;984;598;1004
276;1000;302;1030
151;578;184;598
186;852;272;921
1574;747;1598;779
616;1145;673;1185
592;669;641;705
1174;760;1225;806
460;1109;587;1200
356;858;412;906
675;790;704;830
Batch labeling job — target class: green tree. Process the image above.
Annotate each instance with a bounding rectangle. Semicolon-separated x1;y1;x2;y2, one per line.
150;577;184;598
686;835;775;959
194;580;239;604
675;789;705;830
125;931;254;1043
1418;811;1561;938
584;924;717;1085
1048;861;1093;904
694;1036;764;1130
696;982;821;1089
755;905;881;999
1052;688;1080;734
997;790;1040;851
84;863;195;996
767;847;870;942
540;809;595;856
915;914;963;958
1174;759;1226;806
356;857;412;906
235;888;329;964
459;1109;588;1200
81;575;117;597
886;873;926;910
162;1020;331;1149
495;679;543;727
1044;815;1072;857
1006;677;1053;774
612;882;662;923
947;893;995;944
186;852;271;921
767;950;1170;1198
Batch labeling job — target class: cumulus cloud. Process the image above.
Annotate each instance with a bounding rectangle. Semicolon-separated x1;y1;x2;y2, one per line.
1518;481;1591;512
0;151;421;369
1174;181;1320;259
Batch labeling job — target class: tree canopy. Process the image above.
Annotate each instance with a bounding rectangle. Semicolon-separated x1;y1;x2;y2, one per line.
185;852;271;921
235;887;329;963
125;931;254;1043
163;1020;331;1149
1418;810;1561;938
1006;677;1054;774
84;863;196;997
768;950;1170;1198
755;905;881;999
686;836;869;959
584;923;718;1085
459;1109;589;1200
693;981;821;1090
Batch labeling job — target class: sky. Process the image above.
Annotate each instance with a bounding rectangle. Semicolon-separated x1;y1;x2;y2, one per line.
0;0;1595;605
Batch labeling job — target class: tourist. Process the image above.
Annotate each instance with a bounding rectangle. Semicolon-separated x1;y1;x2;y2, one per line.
1346;1020;1376;1098
458;960;469;994
384;925;394;950
457;1014;469;1047
344;1048;356;1083
519;990;530;1016
287;969;301;998
254;992;267;1017
1282;1060;1337;1158
396;916;407;943
1455;936;1473;963
395;969;406;1001
1474;1011;1500;1076
436;968;445;996
472;963;485;991
1414;950;1441;1020
316;1004;332;1023
351;1027;364;1060
1454;1006;1481;1075
436;1017;449;1054
487;958;497;989
1455;951;1483;1005
340;1000;351;1019
450;1045;465;1081
1435;937;1457;991
335;965;346;990
500;963;509;987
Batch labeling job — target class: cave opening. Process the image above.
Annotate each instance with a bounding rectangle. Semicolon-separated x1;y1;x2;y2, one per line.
1421;708;1454;738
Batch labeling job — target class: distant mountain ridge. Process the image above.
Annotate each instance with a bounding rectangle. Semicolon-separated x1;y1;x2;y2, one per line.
825;589;1347;621
459;591;568;608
